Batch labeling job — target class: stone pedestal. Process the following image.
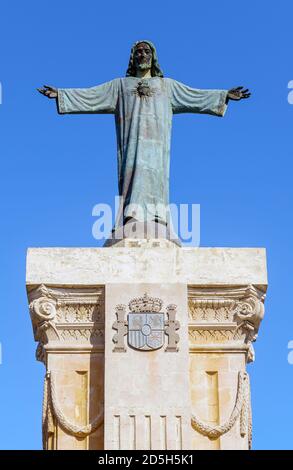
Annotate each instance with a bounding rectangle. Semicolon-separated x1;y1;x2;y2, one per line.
26;243;267;450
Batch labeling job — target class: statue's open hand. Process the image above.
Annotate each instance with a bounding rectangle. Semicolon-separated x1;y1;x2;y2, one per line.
37;85;58;99
227;86;251;101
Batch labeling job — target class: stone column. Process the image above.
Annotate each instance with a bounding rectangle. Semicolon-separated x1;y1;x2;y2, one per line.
26;244;267;450
28;285;105;450
188;285;265;450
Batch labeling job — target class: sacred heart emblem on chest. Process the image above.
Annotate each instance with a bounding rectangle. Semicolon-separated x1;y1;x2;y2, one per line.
132;80;156;99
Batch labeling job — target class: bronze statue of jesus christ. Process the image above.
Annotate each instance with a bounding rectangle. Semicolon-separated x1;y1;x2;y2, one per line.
38;40;250;228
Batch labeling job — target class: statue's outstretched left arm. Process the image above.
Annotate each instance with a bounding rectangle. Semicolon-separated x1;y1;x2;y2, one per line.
226;86;251;102
168;79;250;117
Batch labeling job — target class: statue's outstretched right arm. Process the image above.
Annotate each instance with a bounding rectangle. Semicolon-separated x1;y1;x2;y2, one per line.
37;80;118;115
37;85;57;99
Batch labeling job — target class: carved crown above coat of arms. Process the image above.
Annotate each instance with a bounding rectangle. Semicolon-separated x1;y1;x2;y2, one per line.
129;293;163;313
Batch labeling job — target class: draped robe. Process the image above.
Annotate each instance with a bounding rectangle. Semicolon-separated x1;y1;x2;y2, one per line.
57;77;228;225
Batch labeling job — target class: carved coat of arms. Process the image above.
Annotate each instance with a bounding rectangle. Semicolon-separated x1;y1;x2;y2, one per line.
112;293;180;352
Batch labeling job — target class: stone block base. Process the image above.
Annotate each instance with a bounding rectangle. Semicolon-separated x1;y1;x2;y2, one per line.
26;244;267;450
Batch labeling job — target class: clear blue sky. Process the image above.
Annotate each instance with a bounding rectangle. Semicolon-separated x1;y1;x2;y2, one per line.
0;0;292;450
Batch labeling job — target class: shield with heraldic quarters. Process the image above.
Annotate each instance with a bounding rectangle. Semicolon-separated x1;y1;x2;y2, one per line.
127;293;165;351
128;311;165;350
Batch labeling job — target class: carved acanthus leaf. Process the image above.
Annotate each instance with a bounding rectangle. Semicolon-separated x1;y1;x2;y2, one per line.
28;285;105;360
188;285;266;362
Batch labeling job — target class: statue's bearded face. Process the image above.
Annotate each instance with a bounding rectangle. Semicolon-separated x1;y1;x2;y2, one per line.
134;42;153;72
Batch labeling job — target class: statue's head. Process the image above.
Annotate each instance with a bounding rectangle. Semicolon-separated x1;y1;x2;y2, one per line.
126;40;164;78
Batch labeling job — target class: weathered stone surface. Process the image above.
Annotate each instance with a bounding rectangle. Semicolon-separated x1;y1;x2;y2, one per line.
26;244;267;450
105;284;191;450
26;246;267;288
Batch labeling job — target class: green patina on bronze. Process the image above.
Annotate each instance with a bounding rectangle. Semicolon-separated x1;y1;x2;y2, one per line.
56;41;229;226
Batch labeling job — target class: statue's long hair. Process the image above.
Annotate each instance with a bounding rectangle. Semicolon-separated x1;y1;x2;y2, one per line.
126;40;164;78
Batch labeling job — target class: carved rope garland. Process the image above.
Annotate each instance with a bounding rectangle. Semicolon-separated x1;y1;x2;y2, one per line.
191;371;251;445
242;372;252;449
42;370;49;449
42;371;103;439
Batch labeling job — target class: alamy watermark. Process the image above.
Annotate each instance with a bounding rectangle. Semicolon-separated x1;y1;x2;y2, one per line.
288;80;293;104
288;340;293;364
92;196;200;246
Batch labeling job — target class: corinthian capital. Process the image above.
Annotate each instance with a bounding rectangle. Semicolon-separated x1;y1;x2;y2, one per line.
188;284;266;363
27;284;105;364
233;285;265;342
